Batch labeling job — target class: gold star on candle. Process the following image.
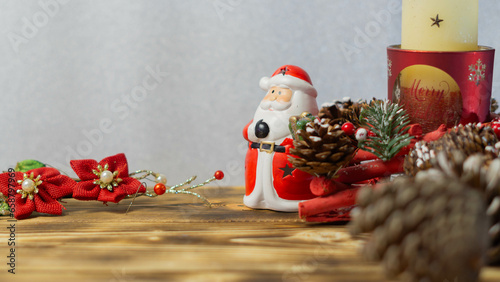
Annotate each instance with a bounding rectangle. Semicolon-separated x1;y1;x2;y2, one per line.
430;14;444;28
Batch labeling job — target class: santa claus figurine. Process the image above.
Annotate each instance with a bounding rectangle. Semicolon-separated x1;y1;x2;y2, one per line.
243;65;319;212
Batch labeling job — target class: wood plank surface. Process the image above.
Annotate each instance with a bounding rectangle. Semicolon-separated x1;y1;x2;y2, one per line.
1;186;499;282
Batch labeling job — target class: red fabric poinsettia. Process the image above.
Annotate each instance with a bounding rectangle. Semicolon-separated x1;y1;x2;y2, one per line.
70;153;146;203
0;167;75;219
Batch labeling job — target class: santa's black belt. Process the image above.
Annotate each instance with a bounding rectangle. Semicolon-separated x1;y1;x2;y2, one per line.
250;141;286;153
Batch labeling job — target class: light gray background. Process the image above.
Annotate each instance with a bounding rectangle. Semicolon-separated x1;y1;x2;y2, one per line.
1;0;499;186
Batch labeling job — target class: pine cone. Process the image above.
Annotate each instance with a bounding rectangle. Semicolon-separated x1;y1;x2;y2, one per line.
404;123;499;176
436;123;498;155
492;98;499;114
288;112;316;141
424;151;500;265
318;104;345;125
350;171;488;282
318;97;367;128
289;118;356;178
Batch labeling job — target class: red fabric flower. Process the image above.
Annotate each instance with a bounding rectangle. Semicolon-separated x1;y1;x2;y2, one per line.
70;153;145;203
0;167;75;219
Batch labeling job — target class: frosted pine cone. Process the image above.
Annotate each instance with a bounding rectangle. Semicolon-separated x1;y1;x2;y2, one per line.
289;117;356;178
404;123;499;176
403;141;435;176
318;97;367;127
436;123;498;155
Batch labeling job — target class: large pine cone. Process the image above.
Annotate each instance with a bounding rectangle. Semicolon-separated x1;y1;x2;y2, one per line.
423;151;500;265
289;117;356;178
350;170;488;282
404;123;498;176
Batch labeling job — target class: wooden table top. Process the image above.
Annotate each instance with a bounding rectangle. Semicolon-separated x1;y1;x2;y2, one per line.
1;186;500;282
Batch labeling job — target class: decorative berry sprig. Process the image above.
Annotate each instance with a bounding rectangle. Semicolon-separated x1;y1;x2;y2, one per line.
125;169;224;213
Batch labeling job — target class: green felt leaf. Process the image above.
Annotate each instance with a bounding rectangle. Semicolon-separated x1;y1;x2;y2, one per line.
0;200;10;216
15;159;46;172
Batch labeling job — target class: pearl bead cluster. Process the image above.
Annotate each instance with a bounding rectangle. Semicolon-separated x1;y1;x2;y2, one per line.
92;163;122;192
16;172;43;200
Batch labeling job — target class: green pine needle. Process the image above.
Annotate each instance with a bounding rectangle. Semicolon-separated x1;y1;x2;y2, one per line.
358;100;413;161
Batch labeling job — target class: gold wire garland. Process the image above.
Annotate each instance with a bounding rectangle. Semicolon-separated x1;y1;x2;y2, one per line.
125;170;220;213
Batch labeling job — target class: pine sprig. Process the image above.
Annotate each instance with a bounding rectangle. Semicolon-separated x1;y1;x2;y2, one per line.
359;100;413;161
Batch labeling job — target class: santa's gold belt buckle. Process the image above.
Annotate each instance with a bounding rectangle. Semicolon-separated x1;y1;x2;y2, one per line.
259;141;275;154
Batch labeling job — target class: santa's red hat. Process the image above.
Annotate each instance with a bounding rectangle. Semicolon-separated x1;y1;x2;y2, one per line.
259;65;317;97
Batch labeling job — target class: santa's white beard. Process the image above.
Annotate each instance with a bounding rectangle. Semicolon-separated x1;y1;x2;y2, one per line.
248;91;318;143
249;107;292;143
259;99;291;111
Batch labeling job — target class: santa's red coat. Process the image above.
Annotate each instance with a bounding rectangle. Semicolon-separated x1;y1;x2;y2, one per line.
243;121;315;201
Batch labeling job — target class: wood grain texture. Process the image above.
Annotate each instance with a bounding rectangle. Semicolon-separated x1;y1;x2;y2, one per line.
1;186;499;282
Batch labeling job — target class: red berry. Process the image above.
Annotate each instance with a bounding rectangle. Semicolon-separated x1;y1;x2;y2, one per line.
154;183;167;195
492;122;500;138
368;130;377;137
214;170;224;180
341;122;356;135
